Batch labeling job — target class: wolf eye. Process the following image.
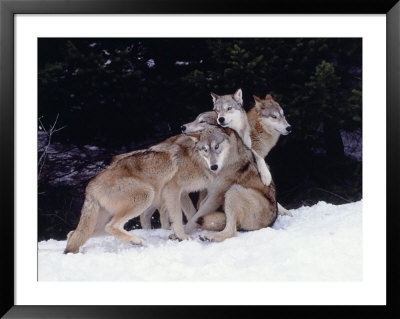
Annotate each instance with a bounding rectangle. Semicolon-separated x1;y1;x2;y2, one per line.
203;148;208;152
227;107;232;111
215;144;219;150
199;120;205;123
271;115;277;119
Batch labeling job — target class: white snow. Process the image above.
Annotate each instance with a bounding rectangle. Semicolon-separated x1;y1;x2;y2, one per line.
38;201;362;281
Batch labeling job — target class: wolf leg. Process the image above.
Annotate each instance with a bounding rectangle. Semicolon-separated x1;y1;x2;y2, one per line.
196;190;208;210
158;203;171;230
104;187;154;246
184;191;224;234
163;184;189;241
106;217;147;246
199;186;241;242
201;185;276;242
140;206;156;229
180;192;197;221
156;193;196;230
252;150;272;186
105;208;148;246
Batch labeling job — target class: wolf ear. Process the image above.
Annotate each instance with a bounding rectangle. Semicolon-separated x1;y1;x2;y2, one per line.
186;131;201;142
265;94;273;100
253;95;263;110
233;88;243;105
210;92;219;103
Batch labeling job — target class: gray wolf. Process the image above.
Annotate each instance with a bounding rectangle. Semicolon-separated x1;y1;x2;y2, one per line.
163;126;277;242
64;134;201;253
111;111;220;230
181;111;219;134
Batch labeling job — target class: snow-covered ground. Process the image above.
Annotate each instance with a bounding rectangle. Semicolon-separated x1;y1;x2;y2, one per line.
38;201;362;281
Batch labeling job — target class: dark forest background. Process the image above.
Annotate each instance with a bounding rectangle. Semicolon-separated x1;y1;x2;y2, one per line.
38;38;362;241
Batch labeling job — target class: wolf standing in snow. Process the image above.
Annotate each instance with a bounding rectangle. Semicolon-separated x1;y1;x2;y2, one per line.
109;112;219;230
64;134;196;253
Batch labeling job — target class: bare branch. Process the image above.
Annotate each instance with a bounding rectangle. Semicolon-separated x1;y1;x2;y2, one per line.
38;116;48;135
38;114;67;179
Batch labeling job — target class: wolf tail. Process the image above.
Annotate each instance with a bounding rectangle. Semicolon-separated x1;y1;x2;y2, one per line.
64;194;100;254
199;211;226;231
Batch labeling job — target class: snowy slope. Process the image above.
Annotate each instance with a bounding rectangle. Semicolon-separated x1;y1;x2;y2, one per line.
38;201;362;281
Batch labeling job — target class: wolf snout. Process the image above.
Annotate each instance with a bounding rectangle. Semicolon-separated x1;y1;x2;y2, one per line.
286;126;292;133
218;117;225;124
210;164;218;171
181;125;187;132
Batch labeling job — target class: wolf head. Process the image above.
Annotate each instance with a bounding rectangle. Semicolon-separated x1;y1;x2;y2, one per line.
181;111;218;134
211;89;245;129
253;94;292;135
195;127;231;173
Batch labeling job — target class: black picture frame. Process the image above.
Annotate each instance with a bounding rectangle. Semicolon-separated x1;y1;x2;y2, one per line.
1;0;399;318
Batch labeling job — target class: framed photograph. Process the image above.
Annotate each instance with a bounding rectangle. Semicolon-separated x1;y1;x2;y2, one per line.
1;0;399;317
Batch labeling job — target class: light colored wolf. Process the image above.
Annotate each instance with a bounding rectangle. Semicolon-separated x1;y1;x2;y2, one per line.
163;126;277;242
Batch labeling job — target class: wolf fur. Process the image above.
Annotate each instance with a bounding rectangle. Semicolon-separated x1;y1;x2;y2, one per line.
199;90;292;231
64;134;202;253
108;111;220;230
212;89;272;186
164;126;277;242
110;149;186;230
248;94;292;157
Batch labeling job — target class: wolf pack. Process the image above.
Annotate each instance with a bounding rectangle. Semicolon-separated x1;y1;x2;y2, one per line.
64;89;292;254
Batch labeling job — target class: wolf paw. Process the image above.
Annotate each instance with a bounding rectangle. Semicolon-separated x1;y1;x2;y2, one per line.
199;234;213;242
169;233;190;241
130;238;146;246
199;232;218;242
